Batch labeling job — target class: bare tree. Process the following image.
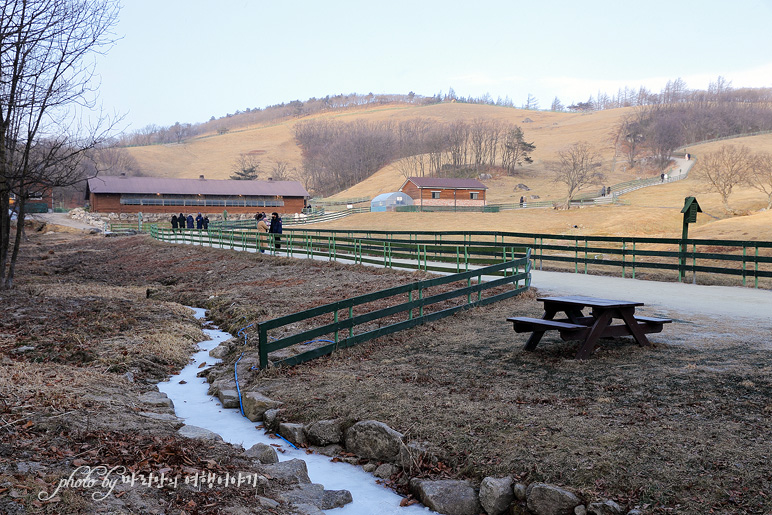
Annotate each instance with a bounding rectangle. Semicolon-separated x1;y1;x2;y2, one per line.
1;0;121;289
616;111;646;168
230;154;261;180
501;125;535;175
550;142;604;208
270;160;293;181
693;145;750;213
550;97;564;112
748;151;772;209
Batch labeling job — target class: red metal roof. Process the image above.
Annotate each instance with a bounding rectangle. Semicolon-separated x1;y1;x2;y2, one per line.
87;176;310;197
402;177;488;190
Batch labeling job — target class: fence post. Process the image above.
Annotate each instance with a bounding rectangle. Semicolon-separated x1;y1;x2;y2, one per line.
742;244;747;287
622;241;626;278
692;243;698;284
755;245;759;288
258;325;268;370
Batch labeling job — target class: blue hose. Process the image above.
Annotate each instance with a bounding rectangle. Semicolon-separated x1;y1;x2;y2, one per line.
276;433;298;450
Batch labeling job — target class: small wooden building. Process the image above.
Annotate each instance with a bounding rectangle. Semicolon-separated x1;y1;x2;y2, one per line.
399;177;487;209
86;175;310;215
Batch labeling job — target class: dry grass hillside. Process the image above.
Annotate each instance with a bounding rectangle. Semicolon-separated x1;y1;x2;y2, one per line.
124;102;772;241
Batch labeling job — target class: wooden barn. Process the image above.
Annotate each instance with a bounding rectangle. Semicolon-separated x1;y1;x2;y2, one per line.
399;177;487;209
86;175;310;215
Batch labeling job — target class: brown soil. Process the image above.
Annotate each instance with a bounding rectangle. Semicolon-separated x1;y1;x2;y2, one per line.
3;224;771;514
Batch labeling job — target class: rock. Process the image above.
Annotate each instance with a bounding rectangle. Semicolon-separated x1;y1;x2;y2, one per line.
530;194;541;199
123;372;134;382
263;408;281;433
345;420;405;462
513;482;528;501
209;339;235;359
410;478;482;515
244;443;278;463
374;463;398;479
305;418;344;446
207;378;235;396
217;389;240;409
257;496;280;509
12;346;35;353
626;510;644;515
310;444;344;457
241;391;283;422
526;483;582;515
322;489;353;509
139;391;174;409
362;463;377;473
575;506;587;515
259;459;310;484
515;183;531;191
177;425;223;442
399;440;436;470
587;500;622;515
276;482;353;512
137;412;183;428
279;422;307;446
479;476;514;515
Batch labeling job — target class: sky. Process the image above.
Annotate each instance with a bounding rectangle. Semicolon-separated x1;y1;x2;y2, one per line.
93;0;772;132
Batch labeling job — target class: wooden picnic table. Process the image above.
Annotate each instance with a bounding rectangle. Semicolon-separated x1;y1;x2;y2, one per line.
508;295;671;359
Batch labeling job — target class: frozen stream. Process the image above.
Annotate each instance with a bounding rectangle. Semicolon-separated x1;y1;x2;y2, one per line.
158;307;428;515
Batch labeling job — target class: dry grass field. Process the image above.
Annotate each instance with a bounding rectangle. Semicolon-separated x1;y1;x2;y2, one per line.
125;102;772;242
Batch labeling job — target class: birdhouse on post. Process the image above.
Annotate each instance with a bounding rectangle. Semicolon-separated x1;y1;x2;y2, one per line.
679;197;702;282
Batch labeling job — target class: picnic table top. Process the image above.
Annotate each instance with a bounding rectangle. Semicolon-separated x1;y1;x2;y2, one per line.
536;295;644;309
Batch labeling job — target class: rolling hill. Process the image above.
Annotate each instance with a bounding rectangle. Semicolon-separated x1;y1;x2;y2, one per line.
123;102;772;240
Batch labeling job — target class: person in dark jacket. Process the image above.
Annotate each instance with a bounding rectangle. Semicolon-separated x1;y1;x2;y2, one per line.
179;213;185;230
195;212;203;229
269;212;282;250
171;214;178;231
203;215;209;230
186;214;194;229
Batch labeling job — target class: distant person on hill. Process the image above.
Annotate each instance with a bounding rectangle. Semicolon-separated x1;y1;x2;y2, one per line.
600;186;606;197
196;212;203;229
186;214;194;229
606;185;611;196
256;213;269;253
269;212;282;250
203;215;209;230
171;214;178;232
519;196;525;207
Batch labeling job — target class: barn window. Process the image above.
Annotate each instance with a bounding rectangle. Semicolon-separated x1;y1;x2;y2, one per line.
470;192;479;200
431;191;441;199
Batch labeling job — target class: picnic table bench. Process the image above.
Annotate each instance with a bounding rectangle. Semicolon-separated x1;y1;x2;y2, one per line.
508;295;672;359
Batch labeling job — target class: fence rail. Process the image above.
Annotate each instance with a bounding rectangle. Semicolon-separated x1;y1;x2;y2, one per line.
255;254;531;369
148;226;772;288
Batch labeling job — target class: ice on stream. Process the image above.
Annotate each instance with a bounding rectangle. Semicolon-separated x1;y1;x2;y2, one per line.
157;307;428;515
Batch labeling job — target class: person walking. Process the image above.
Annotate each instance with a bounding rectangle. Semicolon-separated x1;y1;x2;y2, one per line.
269;212;282;251
519;196;524;207
256;213;269;253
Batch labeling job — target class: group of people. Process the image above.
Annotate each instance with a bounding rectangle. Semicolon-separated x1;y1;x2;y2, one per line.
255;212;282;252
170;212;209;231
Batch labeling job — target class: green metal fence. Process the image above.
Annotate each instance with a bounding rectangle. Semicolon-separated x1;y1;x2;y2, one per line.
279;228;772;288
255;254;531;369
148;226;772;288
